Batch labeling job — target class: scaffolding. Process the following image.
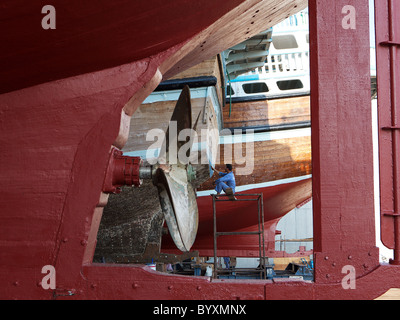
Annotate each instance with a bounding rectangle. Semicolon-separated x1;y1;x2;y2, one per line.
212;193;266;279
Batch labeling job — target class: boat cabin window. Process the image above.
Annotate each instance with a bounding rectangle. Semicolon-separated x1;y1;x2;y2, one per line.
242;82;269;94
276;79;304;91
272;35;299;50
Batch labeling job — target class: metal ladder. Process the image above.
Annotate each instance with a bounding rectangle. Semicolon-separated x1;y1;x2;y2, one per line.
212;193;266;279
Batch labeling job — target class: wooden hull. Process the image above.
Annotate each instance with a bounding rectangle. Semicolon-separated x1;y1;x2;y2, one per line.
124;57;312;190
223;96;310;129
199;131;312;190
123;57;223;158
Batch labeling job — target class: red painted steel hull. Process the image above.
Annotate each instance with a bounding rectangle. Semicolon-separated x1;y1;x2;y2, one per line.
376;0;400;264
0;0;245;94
1;0;400;300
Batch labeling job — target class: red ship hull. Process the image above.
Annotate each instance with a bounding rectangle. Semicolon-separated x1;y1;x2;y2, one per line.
1;0;400;300
0;0;243;94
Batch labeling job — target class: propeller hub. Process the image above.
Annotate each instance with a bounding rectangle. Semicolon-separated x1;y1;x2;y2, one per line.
102;147;142;193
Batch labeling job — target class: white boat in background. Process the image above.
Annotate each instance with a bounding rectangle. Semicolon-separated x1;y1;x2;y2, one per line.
224;8;310;102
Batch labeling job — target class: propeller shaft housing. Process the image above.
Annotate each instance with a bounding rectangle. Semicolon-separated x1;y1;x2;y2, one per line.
103;147;142;193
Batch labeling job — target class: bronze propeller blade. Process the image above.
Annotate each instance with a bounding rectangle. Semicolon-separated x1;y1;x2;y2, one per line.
153;85;199;252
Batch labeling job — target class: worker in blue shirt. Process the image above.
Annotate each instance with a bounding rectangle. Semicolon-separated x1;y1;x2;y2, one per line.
212;164;236;198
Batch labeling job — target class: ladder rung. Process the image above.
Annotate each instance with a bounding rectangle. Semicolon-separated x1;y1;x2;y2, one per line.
216;231;261;236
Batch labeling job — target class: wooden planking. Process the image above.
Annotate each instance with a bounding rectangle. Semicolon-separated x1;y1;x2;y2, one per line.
375;289;400;300
125;58;311;190
198;135;312;190
169;55;225;110
124;56;226;154
169;57;219;79
123;96;219;154
223;96;310;128
163;0;308;81
273;257;311;271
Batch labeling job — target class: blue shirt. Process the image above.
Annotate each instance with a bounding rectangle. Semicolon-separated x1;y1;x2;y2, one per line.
216;171;236;191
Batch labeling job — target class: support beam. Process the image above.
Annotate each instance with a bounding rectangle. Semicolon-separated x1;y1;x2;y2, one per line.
309;0;379;283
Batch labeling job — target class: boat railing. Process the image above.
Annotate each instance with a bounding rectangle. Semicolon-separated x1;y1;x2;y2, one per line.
226;50;310;99
250;50;310;77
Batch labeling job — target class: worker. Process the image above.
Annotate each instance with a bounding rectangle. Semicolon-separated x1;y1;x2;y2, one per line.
212;164;236;198
223;257;230;269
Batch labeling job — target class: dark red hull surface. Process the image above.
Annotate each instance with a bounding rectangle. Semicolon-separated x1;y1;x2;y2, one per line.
0;0;245;94
1;0;400;300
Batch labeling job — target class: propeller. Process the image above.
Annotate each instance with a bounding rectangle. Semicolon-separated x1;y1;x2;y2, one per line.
104;85;212;252
151;85;206;252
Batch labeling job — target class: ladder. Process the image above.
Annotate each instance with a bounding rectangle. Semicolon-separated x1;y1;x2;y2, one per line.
212;193;266;279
